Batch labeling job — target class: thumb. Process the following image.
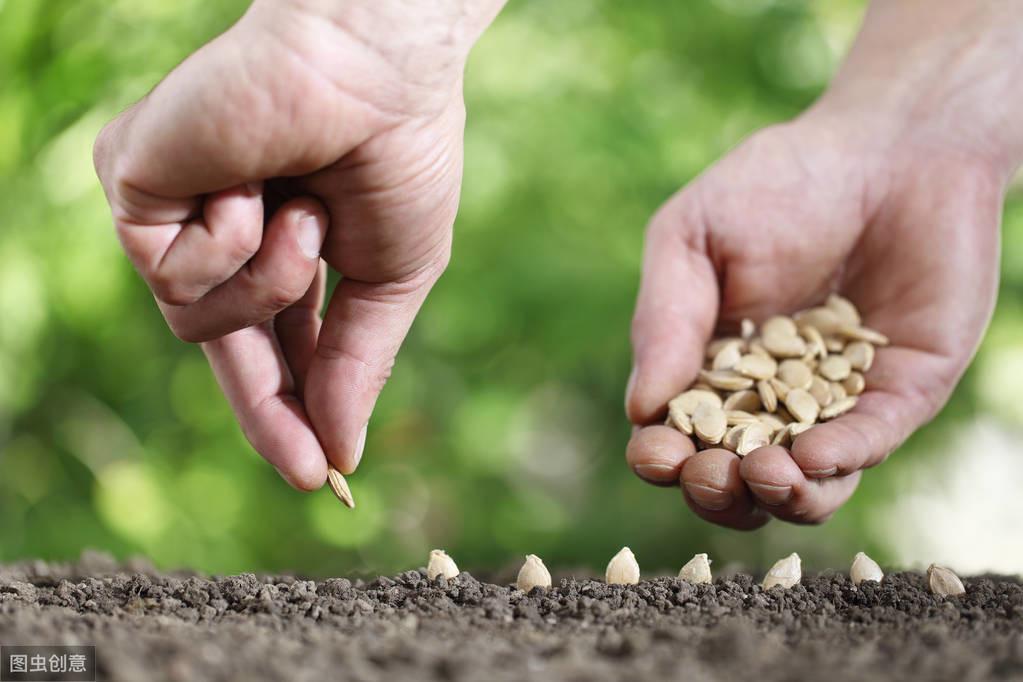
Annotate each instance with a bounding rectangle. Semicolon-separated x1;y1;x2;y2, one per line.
304;258;449;474
627;198;719;424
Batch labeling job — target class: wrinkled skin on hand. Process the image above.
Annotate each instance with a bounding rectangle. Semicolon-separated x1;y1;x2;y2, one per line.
626;115;1004;529
94;0;503;489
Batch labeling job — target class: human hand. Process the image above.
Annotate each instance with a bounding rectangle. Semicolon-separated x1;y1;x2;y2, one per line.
94;0;505;490
625;0;1022;528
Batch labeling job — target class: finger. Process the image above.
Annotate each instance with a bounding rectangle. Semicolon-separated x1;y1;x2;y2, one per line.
628;197;718;425
117;183;264;306
304;261;446;474
740;445;861;524
788;336;963;479
277;260;327;396
201;323;328;491
680;449;770;530
626;425;697;486
159;197;329;342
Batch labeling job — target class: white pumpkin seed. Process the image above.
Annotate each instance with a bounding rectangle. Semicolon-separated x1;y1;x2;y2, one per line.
427;550;460;581
809;376;833;408
693;403;727;444
516;555;552;591
700;369;754;391
784;388;819;424
757;380;778;412
819;355;852;381
850;552;883;586
606;547;640;585
669;389;722;415
723;389;761;412
820;396;857;420
777;359;813;390
843;341;874;372
737;422;770;456
762;553;801;590
843;371;865;396
736;353;778;380
928;564;965;597
678;553;713;584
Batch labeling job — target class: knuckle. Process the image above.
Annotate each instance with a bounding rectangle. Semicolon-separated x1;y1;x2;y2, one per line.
150;273;203;307
259;279;307;313
165;317;206;344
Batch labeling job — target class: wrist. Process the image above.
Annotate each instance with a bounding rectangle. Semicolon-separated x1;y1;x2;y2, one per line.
805;0;1023;181
249;0;505;81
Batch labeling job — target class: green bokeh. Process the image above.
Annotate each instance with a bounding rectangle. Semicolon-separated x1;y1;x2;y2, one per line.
1;0;1020;577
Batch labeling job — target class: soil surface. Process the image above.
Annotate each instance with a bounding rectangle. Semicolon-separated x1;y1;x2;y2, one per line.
2;551;1023;682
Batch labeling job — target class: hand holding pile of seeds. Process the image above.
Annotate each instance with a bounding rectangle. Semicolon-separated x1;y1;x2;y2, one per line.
667;295;888;455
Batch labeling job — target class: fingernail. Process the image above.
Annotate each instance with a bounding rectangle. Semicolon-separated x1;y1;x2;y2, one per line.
747;482;793;506
244;181;262;197
634;463;677;484
353;423;368;469
298;212;322;259
804;466;838;478
684;483;733;511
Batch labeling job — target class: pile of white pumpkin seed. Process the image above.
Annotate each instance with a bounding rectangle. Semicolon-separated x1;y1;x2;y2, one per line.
667;295;888;455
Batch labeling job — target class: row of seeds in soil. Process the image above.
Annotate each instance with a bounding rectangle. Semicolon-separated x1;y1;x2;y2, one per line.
426;548;966;597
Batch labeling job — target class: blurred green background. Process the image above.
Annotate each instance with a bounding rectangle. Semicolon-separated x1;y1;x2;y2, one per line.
2;0;1023;578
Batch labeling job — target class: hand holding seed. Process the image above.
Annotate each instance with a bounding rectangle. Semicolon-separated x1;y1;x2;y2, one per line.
626;99;1004;529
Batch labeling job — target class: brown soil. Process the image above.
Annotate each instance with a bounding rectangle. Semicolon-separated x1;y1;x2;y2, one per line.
2;552;1023;682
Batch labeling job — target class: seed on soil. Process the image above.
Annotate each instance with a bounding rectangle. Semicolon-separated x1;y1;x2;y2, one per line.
737;422;770;456
606;547;640;585
928;564;966;597
678;553;713;584
724;389;761;412
427;550;460;581
516;555;552;592
821;396;857;420
326;467;356;509
762;553;802;590
850;552;883;586
693;403;728;444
